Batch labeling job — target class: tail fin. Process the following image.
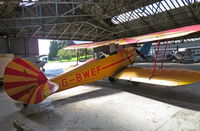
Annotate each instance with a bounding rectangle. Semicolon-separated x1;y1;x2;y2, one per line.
140;42;152;55
3;58;58;104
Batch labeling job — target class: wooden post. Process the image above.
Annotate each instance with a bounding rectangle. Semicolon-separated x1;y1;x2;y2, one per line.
85;49;87;61
76;49;79;65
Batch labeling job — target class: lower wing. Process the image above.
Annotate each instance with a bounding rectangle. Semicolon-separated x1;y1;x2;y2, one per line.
115;67;200;86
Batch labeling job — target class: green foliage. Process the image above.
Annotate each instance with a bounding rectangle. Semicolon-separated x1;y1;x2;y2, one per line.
48;55;93;62
57;49;76;60
48;40;94;61
48;40;68;60
57;48;93;61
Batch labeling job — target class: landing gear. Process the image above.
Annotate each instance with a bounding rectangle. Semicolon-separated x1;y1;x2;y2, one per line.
23;104;28;108
108;77;116;82
14;103;28;108
41;67;45;72
0;81;3;89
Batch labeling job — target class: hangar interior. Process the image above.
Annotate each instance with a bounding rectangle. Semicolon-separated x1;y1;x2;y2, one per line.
1;0;200;130
1;0;200;56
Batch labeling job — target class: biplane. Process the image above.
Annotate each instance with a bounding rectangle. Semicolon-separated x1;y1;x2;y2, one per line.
3;24;200;104
167;46;200;63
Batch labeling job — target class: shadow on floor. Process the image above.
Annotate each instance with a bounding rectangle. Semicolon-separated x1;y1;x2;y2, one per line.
11;88;121;128
50;88;121;107
88;79;200;111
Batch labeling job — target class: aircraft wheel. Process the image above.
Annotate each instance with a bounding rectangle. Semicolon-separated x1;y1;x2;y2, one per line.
23;104;28;108
108;77;116;82
0;81;3;89
42;68;45;72
131;81;139;86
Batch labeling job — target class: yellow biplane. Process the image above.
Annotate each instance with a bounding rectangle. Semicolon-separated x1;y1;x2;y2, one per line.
3;24;200;104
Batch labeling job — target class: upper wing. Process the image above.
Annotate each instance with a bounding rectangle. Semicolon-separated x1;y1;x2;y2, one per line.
115;67;200;86
121;24;200;44
64;38;122;49
64;24;200;50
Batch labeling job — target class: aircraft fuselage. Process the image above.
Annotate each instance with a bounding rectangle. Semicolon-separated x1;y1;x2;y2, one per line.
50;47;136;92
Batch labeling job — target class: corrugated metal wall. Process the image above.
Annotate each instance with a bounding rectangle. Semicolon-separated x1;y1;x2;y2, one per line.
0;37;9;53
0;37;39;57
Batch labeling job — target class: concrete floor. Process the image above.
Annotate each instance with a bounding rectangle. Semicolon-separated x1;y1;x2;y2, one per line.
1;62;200;130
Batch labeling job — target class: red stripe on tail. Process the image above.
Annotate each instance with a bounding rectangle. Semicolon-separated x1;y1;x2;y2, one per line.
13;58;40;74
4;81;37;89
34;83;46;104
10;88;31;100
4;68;39;79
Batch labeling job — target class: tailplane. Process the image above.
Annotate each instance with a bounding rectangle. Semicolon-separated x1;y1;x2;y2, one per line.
3;58;58;104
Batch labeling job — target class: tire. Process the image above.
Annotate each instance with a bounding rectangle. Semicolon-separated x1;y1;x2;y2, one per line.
108;77;116;82
0;81;3;89
42;68;45;72
23;104;28;108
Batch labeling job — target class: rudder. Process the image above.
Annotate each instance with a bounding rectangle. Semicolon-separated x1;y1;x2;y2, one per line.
3;58;58;104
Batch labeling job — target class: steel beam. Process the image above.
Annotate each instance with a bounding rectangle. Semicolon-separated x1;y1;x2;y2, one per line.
0;14;100;21
160;1;179;26
2;21;85;29
71;23;84;39
31;26;42;38
164;0;173;10
81;27;96;40
24;5;37;17
1;1;121;5
55;0;58;16
48;0;92;24
91;30;105;41
58;24;71;39
133;10;156;32
16;28;25;37
86;22;112;33
45;24;57;38
98;33;113;41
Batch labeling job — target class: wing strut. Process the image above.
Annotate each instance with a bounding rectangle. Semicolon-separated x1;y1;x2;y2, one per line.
150;40;169;78
160;40;168;69
125;46;133;65
150;41;161;78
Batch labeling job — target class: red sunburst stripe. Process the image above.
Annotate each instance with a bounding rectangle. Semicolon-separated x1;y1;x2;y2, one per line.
4;68;39;79
34;83;46;104
26;87;37;104
10;88;31;100
13;58;40;74
4;81;37;89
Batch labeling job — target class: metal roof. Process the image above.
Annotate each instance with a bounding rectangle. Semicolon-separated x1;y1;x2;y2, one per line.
0;0;200;41
112;0;200;24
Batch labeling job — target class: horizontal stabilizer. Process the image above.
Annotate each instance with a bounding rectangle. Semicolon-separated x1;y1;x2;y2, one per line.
3;58;59;104
115;67;200;86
